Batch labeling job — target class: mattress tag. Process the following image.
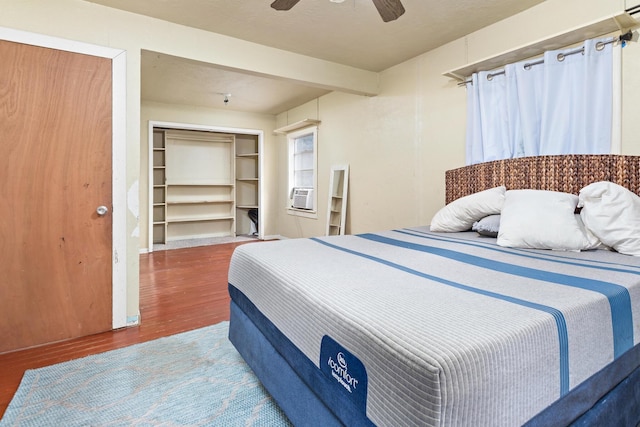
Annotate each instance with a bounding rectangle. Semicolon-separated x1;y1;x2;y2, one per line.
320;335;368;411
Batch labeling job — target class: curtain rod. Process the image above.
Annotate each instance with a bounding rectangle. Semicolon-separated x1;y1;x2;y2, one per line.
628;4;640;16
457;32;633;87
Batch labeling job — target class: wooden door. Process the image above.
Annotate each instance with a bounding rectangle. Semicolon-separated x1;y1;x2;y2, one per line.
0;40;113;353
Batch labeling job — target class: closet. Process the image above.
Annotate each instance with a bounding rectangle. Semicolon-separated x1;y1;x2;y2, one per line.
151;128;260;247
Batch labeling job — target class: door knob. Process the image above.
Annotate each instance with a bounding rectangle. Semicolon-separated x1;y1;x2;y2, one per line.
96;205;109;216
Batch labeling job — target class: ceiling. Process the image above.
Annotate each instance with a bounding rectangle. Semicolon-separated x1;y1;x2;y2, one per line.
84;0;547;115
140;51;333;115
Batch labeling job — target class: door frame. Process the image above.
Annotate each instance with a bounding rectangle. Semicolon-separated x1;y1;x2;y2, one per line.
0;26;128;329
147;120;264;251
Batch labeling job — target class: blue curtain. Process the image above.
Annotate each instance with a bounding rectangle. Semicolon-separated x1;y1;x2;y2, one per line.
465;37;614;165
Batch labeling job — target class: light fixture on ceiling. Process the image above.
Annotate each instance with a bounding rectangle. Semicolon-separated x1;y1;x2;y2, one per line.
329;0;345;3
217;92;231;106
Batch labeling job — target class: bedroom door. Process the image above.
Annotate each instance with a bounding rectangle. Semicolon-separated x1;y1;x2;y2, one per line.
0;39;113;353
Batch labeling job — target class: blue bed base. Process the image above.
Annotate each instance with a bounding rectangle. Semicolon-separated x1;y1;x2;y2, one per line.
525;341;640;426
229;301;343;426
228;284;375;427
229;284;640;427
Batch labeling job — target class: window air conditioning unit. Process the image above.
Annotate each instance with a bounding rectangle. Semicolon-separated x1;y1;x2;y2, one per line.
291;188;314;210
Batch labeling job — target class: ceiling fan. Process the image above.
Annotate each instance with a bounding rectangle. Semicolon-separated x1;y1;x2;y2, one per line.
270;0;405;22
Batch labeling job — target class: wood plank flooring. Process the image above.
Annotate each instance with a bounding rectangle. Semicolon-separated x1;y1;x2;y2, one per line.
0;241;254;418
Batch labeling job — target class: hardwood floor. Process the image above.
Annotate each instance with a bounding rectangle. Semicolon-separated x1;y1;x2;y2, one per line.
0;241;254;418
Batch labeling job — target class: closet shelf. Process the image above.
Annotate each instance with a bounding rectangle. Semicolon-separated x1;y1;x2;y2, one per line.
444;11;640;80
167;182;234;187
167;216;234;223
166;200;233;204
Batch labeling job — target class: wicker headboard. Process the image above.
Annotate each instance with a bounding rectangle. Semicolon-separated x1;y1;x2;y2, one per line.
445;155;640;204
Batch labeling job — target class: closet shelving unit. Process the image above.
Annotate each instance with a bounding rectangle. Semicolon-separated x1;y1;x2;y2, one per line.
152;129;236;244
235;134;260;236
152;130;167;244
164;183;235;241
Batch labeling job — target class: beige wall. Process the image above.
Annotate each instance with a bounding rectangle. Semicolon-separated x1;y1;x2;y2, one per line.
275;0;640;238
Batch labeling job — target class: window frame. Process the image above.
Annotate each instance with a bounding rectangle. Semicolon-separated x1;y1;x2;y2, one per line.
287;125;318;218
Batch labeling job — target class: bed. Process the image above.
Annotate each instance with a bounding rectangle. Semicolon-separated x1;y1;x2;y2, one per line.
228;154;640;426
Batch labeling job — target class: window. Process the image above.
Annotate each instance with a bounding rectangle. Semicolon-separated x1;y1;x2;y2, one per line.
288;126;317;216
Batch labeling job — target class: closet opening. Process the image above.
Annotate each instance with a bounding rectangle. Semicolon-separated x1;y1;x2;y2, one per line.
148;121;263;252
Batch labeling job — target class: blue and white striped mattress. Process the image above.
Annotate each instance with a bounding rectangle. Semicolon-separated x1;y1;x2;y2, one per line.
228;227;640;426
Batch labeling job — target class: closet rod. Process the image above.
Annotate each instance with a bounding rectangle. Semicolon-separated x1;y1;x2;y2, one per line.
458;32;629;86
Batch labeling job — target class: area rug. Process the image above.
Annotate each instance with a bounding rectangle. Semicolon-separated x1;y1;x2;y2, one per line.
0;322;292;427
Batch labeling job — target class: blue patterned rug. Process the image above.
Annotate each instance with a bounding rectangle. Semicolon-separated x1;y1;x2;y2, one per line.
0;322;292;426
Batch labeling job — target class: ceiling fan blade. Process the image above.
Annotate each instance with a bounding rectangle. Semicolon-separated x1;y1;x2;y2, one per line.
270;0;301;11
371;0;405;22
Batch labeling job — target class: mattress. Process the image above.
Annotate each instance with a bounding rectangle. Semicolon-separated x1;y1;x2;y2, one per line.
228;228;640;426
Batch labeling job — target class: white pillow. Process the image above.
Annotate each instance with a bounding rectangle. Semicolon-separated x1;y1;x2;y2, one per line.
430;186;506;232
497;190;601;251
578;181;640;256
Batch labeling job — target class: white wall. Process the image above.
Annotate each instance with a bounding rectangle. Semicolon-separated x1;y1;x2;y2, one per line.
275;0;640;239
275;52;467;238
